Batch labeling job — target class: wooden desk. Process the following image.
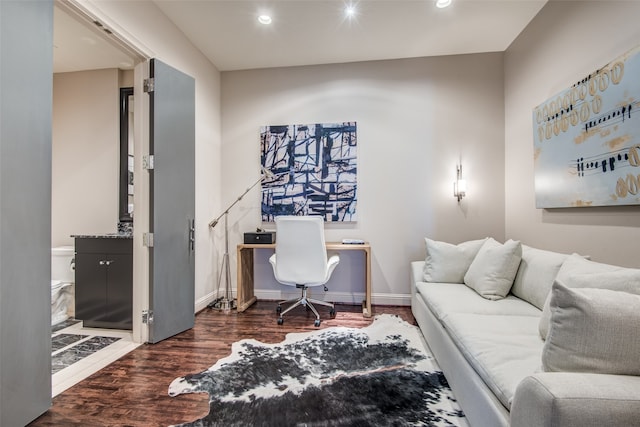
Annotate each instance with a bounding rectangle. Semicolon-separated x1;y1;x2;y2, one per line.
236;242;372;317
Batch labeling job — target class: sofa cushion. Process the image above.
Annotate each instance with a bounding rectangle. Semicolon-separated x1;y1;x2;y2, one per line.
542;282;640;376
511;245;569;310
442;312;543;410
464;238;522;300
415;281;541;322
538;254;640;339
422;238;487;283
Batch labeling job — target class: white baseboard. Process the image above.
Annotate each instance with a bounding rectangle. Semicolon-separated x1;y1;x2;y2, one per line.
195;291;236;312
196;289;411;313
254;289;411;307
371;293;411;307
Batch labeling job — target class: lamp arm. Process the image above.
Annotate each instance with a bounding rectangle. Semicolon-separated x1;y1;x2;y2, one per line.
208;175;263;228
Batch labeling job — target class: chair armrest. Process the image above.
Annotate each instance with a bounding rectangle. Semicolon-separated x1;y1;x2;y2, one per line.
327;254;340;278
328;254;340;268
511;372;640;427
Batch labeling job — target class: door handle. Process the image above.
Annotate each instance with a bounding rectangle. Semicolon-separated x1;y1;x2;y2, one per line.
189;219;195;251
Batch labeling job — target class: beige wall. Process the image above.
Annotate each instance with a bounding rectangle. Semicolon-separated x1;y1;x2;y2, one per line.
79;0;640;309
222;53;506;303
83;0;222;308
505;0;640;267
52;69;120;247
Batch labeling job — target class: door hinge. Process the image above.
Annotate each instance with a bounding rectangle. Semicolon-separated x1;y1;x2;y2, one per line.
143;154;154;170
142;310;154;324
143;78;155;93
143;232;154;247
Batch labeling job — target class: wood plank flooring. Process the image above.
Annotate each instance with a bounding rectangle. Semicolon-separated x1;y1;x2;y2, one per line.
30;302;415;427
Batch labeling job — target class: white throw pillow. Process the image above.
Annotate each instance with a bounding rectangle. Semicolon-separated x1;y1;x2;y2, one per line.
538;254;640;339
463;238;522;300
510;245;570;310
422;238;487;283
542;281;640;376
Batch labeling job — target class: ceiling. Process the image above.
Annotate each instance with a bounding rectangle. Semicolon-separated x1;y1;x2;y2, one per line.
53;4;137;73
54;0;548;73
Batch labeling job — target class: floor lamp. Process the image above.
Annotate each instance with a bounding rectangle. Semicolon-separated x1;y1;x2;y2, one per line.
207;167;274;311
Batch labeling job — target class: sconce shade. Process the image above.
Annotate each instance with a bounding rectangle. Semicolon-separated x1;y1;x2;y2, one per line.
457;179;467;194
436;0;452;8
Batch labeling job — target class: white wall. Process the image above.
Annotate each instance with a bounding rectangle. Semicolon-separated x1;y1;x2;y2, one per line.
505;0;640;267
222;54;506;304
52;69;120;247
82;0;222;308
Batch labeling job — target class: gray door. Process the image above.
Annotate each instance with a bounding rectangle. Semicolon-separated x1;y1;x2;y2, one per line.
0;1;53;424
148;59;195;343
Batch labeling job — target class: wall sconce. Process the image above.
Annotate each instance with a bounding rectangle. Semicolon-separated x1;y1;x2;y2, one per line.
454;164;467;202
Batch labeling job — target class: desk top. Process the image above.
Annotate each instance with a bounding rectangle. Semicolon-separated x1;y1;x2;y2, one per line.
238;242;370;251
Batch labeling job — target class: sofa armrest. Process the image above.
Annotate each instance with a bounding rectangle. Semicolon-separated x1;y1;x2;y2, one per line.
410;261;425;298
511;372;640;427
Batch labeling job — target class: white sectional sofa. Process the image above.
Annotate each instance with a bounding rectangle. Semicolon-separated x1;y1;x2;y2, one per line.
411;238;640;427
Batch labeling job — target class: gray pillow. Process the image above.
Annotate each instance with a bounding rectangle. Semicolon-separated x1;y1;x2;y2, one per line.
538;255;640;339
422;238;487;283
542;281;640;376
464;238;522;300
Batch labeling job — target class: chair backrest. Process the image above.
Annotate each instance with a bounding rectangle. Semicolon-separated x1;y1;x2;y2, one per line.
273;215;329;285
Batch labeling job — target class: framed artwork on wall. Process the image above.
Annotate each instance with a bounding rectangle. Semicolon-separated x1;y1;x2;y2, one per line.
533;45;640;208
260;122;357;222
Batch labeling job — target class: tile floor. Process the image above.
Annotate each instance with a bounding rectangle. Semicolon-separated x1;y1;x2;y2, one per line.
51;319;140;397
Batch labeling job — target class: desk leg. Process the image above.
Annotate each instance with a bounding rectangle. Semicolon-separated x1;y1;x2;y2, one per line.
362;247;372;318
236;247;257;312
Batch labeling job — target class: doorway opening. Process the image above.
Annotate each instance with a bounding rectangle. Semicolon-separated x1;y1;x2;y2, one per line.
51;0;148;396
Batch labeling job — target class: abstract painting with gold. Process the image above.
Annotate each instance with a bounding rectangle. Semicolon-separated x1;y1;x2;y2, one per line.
533;46;640;208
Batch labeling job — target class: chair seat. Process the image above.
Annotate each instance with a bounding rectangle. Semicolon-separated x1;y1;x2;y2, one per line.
269;254;340;287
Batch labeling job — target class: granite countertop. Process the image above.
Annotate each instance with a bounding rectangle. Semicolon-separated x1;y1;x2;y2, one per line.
71;233;133;239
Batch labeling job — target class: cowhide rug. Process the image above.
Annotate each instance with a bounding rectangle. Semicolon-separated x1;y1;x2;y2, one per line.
168;314;465;427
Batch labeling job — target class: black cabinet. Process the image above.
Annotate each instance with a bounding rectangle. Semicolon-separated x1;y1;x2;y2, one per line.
74;237;133;329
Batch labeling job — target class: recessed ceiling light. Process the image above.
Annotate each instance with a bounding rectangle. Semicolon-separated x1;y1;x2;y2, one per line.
258;14;272;25
345;5;356;18
435;0;452;8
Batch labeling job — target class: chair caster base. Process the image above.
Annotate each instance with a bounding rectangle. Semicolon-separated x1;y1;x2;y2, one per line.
275;293;334;327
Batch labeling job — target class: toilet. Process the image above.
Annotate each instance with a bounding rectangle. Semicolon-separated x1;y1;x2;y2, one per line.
51;246;75;325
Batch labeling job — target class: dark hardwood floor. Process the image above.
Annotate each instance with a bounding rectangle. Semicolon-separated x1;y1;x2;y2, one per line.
30;302;415;427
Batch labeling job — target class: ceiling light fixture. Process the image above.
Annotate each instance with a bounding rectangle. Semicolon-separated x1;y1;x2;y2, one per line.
345;5;356;18
435;0;452;8
258;14;272;25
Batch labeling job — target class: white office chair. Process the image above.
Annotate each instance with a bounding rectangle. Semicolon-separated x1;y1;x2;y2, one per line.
269;215;339;326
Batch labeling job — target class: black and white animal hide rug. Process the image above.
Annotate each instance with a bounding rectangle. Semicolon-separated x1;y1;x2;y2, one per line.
168;314;465;427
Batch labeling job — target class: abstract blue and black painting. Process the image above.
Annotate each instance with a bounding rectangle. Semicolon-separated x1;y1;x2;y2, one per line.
260;122;357;222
